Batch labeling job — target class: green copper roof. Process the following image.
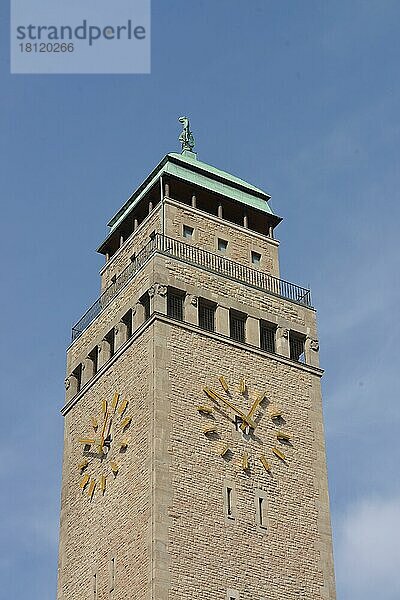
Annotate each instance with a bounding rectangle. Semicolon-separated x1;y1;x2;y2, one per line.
108;151;274;234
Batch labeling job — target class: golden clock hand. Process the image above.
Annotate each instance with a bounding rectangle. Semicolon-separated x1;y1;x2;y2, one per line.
105;415;113;440
203;388;256;429
101;412;109;437
210;389;256;427
240;393;265;431
218;376;229;392
98;412;109;453
248;393;264;419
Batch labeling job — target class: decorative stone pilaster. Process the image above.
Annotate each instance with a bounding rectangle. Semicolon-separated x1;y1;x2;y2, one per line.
185;294;198;326
64;376;76;402
305;338;320;368
246;316;260;347
276;326;290;357
135;301;146;328
115;321;128;350
151;283;168;314
216;305;230;337
98;336;111;368
82;358;94;385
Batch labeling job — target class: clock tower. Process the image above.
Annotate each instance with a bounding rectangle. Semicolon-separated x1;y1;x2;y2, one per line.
58;119;336;600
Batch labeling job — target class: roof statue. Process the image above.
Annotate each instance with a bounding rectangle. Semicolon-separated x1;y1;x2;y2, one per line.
178;116;195;153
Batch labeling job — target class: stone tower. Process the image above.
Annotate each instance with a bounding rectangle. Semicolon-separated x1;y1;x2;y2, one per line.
58;121;336;600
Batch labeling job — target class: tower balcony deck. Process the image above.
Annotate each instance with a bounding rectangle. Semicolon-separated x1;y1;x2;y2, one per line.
71;233;313;342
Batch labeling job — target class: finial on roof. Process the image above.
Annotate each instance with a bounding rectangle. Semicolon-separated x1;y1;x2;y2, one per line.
178;116;195;153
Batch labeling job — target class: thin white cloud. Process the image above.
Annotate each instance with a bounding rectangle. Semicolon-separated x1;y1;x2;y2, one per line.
334;495;400;600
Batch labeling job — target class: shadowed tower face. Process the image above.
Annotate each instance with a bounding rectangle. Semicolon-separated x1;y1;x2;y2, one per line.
58;120;336;600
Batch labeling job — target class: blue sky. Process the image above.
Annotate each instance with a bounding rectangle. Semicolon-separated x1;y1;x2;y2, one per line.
1;1;399;598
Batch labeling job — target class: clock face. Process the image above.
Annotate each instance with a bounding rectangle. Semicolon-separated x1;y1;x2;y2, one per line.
198;376;291;474
77;392;131;500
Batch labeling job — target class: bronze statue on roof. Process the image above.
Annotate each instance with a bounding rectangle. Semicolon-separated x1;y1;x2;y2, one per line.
178;116;195;152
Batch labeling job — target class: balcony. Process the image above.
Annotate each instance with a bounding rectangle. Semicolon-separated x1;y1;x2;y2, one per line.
71;233;312;342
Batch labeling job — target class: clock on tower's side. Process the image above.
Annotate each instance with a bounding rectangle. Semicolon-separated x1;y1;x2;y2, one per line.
58;121;336;600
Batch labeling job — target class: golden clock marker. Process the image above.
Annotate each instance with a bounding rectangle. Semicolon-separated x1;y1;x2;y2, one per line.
270;410;283;421
111;392;120;413
110;461;119;475
201;377;291;478
118;398;128;416
242;452;249;471
87;479;96;500
78;459;88;471
219;376;229;392
76;392;131;500
121;415;132;429
260;455;271;472
217;443;230;457
79;438;95;446
202;424;217;434
197;405;214;414
272;447;286;461
79;473;90;489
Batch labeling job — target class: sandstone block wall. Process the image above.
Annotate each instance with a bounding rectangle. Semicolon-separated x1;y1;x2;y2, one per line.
60;193;335;600
165;200;280;277
100;208;162;291
58;328;154;600
153;320;336;600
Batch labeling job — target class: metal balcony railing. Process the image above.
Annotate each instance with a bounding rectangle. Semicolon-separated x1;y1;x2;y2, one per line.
71;233;312;342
